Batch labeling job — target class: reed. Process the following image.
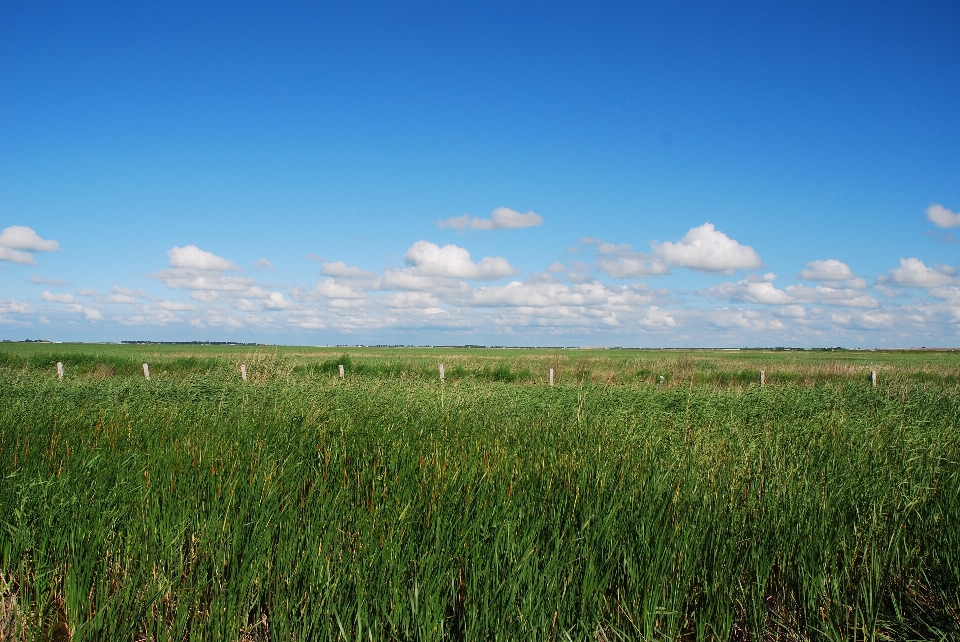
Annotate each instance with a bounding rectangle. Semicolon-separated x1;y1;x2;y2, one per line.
0;346;958;640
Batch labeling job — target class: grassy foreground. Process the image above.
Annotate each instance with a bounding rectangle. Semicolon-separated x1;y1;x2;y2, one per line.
1;346;959;640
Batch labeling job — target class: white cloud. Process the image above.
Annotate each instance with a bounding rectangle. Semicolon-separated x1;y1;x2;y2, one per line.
651;223;761;273
321;261;376;278
592;241;669;278
263;292;292;309
887;258;952;288
157;300;197;311
168;245;239;271
926;203;960;228
383;292;441;308
704;274;878;308
316;278;367;299
253;258;276;270
402;241;518;280
0;226;61;253
702;275;791;305
153;270;260;294
639;306;676;329
29;275;69;286
0;300;33;314
374;270;472;294
439;207;543;231
84;308;103;321
0;247;37;265
470;281;616;308
785;284;878;308
41;291;74;303
108;286;148;304
798;259;854;281
777;305;807;318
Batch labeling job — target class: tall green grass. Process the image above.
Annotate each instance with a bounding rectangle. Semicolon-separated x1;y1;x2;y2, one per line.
0;351;959;640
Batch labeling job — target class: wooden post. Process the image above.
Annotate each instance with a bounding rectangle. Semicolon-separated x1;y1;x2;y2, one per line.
338;364;344;379
549;368;554;387
56;362;63;380
658;375;664;390
871;371;876;387
240;364;247;381
760;370;765;387
143;363;150;380
439;364;445;383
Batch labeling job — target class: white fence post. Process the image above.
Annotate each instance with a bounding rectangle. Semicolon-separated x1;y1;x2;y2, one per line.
339;364;344;379
760;370;765;387
871;371;876;387
56;362;63;380
439;364;445;383
143;363;150;380
549;368;554;387
240;364;247;381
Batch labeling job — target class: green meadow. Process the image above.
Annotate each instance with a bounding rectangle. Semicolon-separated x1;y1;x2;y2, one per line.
1;344;958;640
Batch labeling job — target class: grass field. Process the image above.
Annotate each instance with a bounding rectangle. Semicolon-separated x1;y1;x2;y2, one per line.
1;344;959;640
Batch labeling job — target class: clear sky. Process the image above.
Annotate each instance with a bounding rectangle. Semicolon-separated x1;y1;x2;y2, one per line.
2;1;959;346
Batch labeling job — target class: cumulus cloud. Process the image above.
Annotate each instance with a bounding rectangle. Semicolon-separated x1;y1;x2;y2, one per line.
253;258;276;270
316;278;367;300
777;305;807;318
638;306;676;329
591;241;669;278
651;223;761;273
168;245;239;271
795;259;868;289
402;241;518;280
701;274;791;305
383;292;441;309
153;271;259;295
704;274;878;308
41;291;74;303
785;284;878;308
105;286;148;304
0;248;36;265
0;226;61;252
0;300;34;314
321;261;376;278
470;281;617;308
157;300;197;311
798;259;854;281
439;207;543;231
926;203;960;228
150;245;290;307
263;292;292;309
0;226;61;265
887;258;953;288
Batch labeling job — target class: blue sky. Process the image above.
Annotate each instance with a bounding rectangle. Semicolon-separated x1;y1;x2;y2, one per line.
2;1;959;346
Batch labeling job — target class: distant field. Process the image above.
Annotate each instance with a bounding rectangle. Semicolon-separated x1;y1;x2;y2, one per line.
3;342;960;387
1;344;959;640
